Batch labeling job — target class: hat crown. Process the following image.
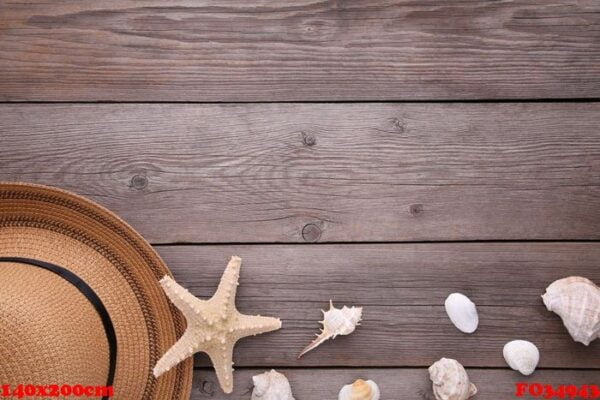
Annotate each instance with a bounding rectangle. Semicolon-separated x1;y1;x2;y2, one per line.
0;261;109;387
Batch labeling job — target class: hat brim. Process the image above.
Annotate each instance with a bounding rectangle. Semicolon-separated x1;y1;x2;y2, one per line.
0;182;193;399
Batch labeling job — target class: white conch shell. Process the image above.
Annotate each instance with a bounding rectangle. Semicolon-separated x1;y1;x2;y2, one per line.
444;293;479;333
429;358;477;400
503;340;539;376
542;276;600;345
251;370;295;400
298;300;363;358
338;379;380;400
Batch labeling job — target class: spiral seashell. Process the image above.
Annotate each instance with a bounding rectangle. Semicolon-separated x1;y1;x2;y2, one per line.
503;340;539;376
542;276;600;345
251;370;295;400
338;379;380;400
444;293;479;334
298;300;363;358
429;358;477;400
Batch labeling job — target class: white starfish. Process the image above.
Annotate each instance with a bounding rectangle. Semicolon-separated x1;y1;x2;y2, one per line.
153;256;282;393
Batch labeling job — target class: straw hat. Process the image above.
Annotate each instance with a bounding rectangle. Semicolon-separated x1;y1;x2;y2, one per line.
0;183;193;399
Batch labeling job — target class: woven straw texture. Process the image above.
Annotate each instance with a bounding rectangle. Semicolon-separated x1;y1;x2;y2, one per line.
0;183;193;400
0;262;109;389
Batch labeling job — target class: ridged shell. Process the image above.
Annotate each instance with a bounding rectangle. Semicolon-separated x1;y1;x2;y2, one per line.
444;293;479;334
298;300;363;358
429;358;477;400
542;276;600;345
503;340;539;376
251;370;295;400
338;379;381;400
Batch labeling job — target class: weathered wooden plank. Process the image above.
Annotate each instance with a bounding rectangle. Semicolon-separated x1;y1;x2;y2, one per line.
1;1;599;101
157;243;600;368
191;368;600;399
2;103;600;243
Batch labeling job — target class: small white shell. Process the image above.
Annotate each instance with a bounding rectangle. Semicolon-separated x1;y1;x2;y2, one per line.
429;358;477;400
338;379;380;400
542;276;600;345
251;370;295;400
298;300;363;358
444;293;479;333
503;340;540;376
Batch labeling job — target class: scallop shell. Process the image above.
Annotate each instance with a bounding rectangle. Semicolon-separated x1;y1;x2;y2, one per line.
542;276;600;345
503;340;539;376
444;293;479;334
251;370;296;400
298;300;363;358
338;379;380;400
428;358;477;400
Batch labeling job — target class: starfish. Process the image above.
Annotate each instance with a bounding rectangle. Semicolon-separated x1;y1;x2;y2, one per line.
153;256;282;393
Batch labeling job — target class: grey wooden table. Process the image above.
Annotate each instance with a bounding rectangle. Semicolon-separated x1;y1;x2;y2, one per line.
1;1;599;399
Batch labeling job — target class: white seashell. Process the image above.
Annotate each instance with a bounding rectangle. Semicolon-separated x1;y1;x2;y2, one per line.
542;276;600;345
251;370;295;400
429;358;477;400
444;293;479;333
338;379;380;400
503;340;540;376
298;300;363;358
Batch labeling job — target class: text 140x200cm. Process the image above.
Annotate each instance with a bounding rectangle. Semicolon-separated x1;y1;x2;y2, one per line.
0;384;113;398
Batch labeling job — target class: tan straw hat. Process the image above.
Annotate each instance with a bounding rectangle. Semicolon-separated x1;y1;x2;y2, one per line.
0;182;193;399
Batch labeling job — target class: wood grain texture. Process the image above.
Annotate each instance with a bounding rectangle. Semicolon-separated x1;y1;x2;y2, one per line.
1;0;599;101
2;103;600;243
190;368;600;399
156;243;600;369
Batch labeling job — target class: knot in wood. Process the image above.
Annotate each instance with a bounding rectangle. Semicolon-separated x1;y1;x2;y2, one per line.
409;203;424;216
391;117;405;133
130;174;148;190
301;132;317;147
201;380;215;395
302;223;322;242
